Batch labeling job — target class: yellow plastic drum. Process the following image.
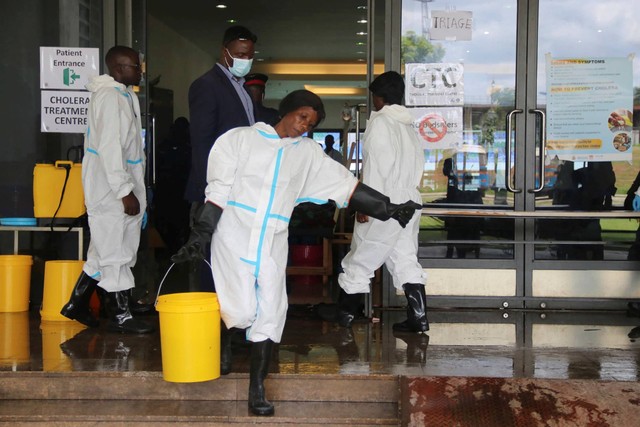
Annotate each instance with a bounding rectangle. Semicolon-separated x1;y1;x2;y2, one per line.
40;260;85;321
0;255;33;312
155;292;220;383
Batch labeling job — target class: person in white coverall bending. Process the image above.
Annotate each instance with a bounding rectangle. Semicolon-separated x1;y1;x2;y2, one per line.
171;89;422;417
336;71;429;333
60;46;154;335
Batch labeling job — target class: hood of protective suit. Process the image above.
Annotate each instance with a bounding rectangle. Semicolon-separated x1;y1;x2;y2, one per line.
85;74;125;93
372;104;414;125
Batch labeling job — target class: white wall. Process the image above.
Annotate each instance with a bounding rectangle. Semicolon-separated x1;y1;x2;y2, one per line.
147;15;213;119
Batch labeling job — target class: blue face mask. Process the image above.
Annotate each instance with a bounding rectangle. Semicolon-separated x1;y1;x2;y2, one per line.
225;48;253;78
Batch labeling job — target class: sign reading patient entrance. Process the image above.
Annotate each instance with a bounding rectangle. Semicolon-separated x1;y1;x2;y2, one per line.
40;47;99;89
405;63;464;107
40;47;98;133
546;55;633;162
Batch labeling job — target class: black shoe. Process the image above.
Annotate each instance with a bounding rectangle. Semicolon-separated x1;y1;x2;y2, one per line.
392;283;429;333
248;339;275;416
629;326;640;339
99;289;155;334
627;302;640;318
60;272;100;328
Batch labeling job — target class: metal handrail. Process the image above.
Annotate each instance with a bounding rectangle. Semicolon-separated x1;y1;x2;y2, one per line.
420;207;640;219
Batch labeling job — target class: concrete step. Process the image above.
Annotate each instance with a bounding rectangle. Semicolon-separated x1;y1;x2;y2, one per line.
0;399;398;426
0;371;399;425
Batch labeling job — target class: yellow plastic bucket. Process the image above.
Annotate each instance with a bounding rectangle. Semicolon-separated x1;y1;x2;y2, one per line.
0;255;33;312
0;312;30;368
156;292;220;383
33;161;85;218
40;260;85;321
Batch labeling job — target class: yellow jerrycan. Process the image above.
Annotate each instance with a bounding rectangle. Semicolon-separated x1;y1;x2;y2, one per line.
33;160;85;219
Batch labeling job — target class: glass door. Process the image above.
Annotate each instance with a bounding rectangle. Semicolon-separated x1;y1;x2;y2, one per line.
528;0;640;309
396;0;524;309
392;0;640;310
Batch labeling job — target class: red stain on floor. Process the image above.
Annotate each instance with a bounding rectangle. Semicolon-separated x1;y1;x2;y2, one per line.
401;377;640;426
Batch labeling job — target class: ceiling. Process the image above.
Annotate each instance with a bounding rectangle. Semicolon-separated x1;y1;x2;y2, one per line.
148;0;387;100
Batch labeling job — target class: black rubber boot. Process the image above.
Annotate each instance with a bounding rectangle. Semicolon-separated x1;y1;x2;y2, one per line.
627;301;640;318
98;288;155;334
128;289;155;315
60;272;99;328
337;288;364;328
248;339;275;416
220;322;233;375
393;283;429;333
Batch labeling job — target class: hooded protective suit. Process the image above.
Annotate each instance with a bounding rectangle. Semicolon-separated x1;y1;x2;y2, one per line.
338;104;426;294
82;74;146;292
206;122;359;343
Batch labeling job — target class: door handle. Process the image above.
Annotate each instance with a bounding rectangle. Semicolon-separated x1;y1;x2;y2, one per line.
528;109;547;194
151;114;157;186
141;113;157;186
505;109;523;193
353;104;366;180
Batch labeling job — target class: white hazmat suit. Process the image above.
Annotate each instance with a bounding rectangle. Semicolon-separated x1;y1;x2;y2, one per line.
206;122;359;343
82;74;146;292
338;104;426;294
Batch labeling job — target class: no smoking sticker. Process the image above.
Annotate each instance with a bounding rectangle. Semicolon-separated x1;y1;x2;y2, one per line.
419;114;448;142
410;107;462;150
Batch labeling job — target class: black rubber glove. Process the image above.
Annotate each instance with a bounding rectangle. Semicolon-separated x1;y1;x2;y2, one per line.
349;183;422;228
171;202;223;263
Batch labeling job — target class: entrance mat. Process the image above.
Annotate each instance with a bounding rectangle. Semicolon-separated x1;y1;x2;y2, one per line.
401;376;640;426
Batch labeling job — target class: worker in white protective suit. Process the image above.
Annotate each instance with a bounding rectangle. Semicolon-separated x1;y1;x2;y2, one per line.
171;89;422;417
60;46;154;334
336;71;429;333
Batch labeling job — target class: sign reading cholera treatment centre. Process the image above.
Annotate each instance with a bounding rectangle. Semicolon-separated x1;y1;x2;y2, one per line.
40;47;99;133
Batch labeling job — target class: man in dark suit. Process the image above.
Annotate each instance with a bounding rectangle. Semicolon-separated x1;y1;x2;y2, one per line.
185;25;258;209
184;25;257;292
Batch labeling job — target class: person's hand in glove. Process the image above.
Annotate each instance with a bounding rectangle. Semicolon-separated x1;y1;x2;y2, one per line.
349;183;422;228
633;195;640;212
390;200;423;228
171;202;223;263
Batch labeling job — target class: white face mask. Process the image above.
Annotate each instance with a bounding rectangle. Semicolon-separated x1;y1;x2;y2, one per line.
225;48;253;78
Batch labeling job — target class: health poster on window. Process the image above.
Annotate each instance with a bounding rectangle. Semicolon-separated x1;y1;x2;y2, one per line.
405;63;464;106
410;107;463;150
546;55;633;162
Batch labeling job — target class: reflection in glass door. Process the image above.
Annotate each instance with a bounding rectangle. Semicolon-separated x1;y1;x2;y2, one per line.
528;0;640;307
395;0;640;309
533;0;640;262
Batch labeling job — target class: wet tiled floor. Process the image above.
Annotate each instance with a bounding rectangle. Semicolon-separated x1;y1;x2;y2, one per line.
3;304;640;382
